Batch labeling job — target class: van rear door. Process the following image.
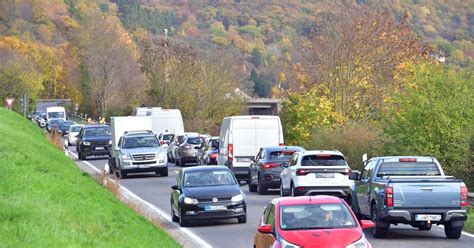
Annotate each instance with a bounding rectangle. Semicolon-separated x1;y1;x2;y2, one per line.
255;117;280;151
232;118;256;164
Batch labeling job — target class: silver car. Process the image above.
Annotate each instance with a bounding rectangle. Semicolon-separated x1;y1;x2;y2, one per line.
112;131;168;179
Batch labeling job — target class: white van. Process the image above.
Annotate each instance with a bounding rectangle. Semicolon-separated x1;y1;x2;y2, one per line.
46;106;66;121
133;107;184;134
217;115;284;180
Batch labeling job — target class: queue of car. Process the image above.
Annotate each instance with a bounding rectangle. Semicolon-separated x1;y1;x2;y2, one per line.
31;106;468;246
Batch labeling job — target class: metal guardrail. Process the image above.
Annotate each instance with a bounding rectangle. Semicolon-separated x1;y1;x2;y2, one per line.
67;112;87;124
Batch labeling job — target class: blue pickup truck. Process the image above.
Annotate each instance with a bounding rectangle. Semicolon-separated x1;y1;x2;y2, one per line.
348;156;468;239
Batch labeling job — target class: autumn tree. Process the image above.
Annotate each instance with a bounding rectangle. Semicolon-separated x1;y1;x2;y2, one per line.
304;5;420;122
80;8;145;116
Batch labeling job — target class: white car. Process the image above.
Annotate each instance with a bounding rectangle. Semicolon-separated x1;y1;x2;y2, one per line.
67;124;84;146
280;150;353;198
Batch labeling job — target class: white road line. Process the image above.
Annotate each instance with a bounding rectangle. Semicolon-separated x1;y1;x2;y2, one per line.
66;149;213;247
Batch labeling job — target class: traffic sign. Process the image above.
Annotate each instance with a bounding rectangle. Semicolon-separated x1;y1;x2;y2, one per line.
5;97;14;109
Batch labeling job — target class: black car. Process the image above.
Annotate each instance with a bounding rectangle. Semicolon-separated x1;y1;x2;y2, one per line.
248;146;305;194
46;119;63;133
58;120;75;136
197;137;219;165
170;166;247;227
76;125;112;160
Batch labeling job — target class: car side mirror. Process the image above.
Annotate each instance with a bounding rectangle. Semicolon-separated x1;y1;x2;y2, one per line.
257;224;273;234
349;171;360;181
171;185;180;190
360;220;375;229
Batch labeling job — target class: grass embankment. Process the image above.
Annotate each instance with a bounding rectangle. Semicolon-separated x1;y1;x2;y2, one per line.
466;207;474;233
0;109;180;247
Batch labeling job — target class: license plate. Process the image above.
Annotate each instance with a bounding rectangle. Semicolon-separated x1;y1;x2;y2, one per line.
95;147;104;150
415;214;441;221
205;205;227;211
237;158;251;162
316;173;334;178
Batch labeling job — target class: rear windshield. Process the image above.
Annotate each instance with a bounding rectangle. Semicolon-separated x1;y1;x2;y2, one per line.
187;137;204;145
163;134;174;141
177;136;185;143
269;150;296;161
301;155;347;166
70;126;82;132
377;162;441;177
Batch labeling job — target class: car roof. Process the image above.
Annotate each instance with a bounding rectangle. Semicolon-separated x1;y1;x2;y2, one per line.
299;150;344;156
124;133;156;138
262;146;304;152
275;196;344;206
368;156;435;163
181;166;230;173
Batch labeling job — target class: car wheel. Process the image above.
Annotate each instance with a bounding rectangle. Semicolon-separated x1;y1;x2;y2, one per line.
180;158;185;167
160;168;168;177
78;152;86;160
175;157;180;166
371;204;388;238
237;214;247;224
257;175;268;195
171;205;179;222
444;221;463;239
179;214;188;227
290;183;295;197
119;169;128;179
248;180;257;192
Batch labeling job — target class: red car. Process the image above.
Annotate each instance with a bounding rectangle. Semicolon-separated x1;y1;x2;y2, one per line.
254;196;374;248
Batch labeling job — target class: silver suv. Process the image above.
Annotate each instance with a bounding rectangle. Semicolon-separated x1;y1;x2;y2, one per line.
112;131;168;179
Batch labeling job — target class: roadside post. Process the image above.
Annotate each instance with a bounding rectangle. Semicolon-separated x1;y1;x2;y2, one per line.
5;97;14;110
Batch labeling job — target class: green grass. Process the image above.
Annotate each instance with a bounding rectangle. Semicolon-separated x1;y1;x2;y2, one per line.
0;109;180;247
465;207;474;233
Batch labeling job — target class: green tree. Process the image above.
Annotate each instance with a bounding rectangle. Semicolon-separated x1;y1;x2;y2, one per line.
383;63;473;185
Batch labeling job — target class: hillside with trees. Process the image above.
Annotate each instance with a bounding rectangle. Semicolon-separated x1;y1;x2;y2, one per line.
0;0;472;187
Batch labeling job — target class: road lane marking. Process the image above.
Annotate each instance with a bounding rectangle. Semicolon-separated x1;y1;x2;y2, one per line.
66;150;213;247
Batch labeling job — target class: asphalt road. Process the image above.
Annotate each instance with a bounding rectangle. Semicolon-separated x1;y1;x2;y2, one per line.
67;146;474;248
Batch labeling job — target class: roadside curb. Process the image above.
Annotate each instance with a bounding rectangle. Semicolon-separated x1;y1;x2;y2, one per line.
67;150;212;248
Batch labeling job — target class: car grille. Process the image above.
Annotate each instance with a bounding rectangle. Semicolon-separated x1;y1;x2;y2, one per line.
198;197;232;202
132;153;156;161
132;161;156;165
90;141;109;146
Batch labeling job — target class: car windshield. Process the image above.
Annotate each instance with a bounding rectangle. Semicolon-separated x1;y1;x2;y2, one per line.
301;155;347;166
186;137;204;145
209;139;219;148
377;162;441;177
183;170;236;187
280;203;356;230
163;134;174;141
60;121;74;127
122;136;159;148
269;150;297;161
70;126;82;132
48;112;65;119
49;119;62;125
84;127;111;137
177;135;185;144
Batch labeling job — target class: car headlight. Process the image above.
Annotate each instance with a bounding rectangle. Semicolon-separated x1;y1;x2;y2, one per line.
280;236;301;248
183;197;199;205
157;152;166;159
121;153;131;160
108;140;112;145
82;141;90;146
231;193;244;202
346;235;369;248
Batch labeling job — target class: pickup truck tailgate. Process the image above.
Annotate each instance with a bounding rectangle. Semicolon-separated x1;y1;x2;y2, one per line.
392;178;461;208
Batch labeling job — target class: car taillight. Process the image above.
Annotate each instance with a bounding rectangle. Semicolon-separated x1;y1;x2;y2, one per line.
342;168;352;175
461;184;468;207
210;153;217;158
385;186;394;207
183;145;191;149
262;162;279;169
399;158;417;162
160;140;165;145
296;169;310;176
228;144;233;161
279;143;285;146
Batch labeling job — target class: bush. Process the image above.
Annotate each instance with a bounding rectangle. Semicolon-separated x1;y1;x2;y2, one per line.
304;122;386;171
